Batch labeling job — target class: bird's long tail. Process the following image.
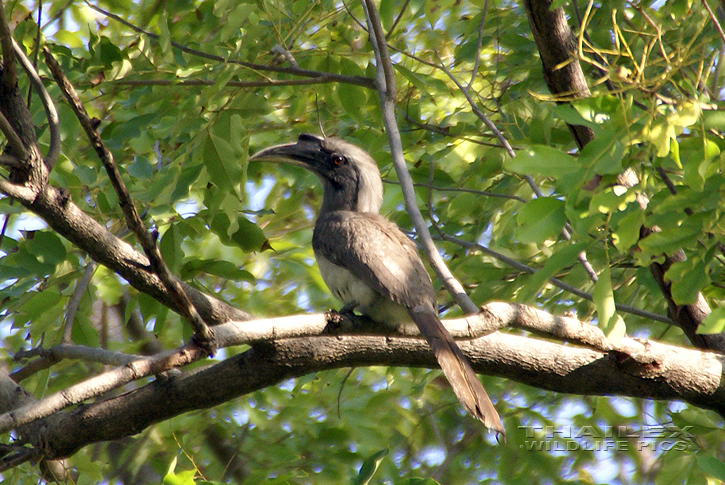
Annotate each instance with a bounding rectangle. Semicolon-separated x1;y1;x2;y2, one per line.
409;306;504;436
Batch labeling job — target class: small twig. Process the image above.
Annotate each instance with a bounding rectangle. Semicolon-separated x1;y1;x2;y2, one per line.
0;0;16;88
385;0;411;40
702;0;725;49
440;231;673;325
11;342;143;382
467;0;489;90
85;2;375;90
113;77;360;89
0;447;39;473
436;53;516;160
362;0;479;314
11;39;60;168
62;261;97;344
0;341;208;435
381;178;526;203
336;368;354;418
0;110;29;160
42;47;215;351
26;0;43;108
16;343;141;365
402;112;506;148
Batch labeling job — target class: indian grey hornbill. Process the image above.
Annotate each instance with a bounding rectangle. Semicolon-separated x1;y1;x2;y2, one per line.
250;134;503;434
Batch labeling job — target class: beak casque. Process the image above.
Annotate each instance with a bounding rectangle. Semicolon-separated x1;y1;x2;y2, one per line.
249;134;325;173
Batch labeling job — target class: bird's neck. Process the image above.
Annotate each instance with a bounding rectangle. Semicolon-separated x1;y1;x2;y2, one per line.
320;178;383;214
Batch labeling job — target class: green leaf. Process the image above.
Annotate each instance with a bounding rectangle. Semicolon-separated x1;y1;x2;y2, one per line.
697;307;725;334
182;259;255;282
579;135;624;175
519;242;591;301
680;136;721;192
350;448;388;485
128;155;154;180
592;266;626;344
505;145;581;178
638;224;700;256
379;0;396;30
515;197;566;244
551;104;600;130
18;291;62;323
695;455;725;482
159;222;184;272
204;132;242;194
71;308;100;347
26;231;67;265
612;207;645;253
666;258;709;305
337;83;368;126
94;265;124;305
156;13;174;63
209;213;268;252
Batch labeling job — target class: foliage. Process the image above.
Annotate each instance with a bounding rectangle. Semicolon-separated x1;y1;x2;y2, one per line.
1;0;725;483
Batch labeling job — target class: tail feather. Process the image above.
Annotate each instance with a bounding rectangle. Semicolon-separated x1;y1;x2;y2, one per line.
409;306;504;436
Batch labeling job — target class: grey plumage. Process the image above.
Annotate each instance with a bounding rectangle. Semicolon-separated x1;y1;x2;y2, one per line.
250;134;504;434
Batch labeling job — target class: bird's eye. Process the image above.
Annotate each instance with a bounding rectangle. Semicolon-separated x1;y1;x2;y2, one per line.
331;154;345;166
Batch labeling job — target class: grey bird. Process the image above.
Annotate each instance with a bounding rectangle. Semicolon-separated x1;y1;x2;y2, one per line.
250;134;503;434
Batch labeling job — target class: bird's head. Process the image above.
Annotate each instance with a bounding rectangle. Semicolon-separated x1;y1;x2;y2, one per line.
249;134;383;214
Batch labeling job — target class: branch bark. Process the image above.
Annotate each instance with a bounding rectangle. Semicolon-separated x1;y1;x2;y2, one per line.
17;326;725;462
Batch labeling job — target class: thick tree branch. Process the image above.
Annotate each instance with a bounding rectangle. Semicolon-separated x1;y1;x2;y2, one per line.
2;302;610;435
524;0;595;150
19;327;725;462
0;342;208;436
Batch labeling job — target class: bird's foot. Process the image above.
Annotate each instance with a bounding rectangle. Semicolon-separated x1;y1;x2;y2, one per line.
324;303;370;334
323;308;355;334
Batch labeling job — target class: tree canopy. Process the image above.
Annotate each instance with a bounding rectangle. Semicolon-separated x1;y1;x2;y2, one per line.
1;0;725;483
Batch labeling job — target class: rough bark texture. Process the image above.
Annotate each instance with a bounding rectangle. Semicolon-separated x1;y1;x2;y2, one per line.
26;332;725;460
524;0;595;149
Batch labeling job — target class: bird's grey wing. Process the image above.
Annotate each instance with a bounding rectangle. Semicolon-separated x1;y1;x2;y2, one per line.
314;211;505;435
312;211;436;309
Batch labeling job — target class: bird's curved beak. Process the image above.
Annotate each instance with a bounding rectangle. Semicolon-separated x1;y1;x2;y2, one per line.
249;134;325;173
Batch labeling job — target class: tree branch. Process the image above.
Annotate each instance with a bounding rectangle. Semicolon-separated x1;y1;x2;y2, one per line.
440;231;674;325
43;47;215;348
2;301;610;435
361;0;479;315
0;109;28;161
85;2;375;90
22;327;725;461
0;0;16;89
62;261;96;344
11;39;60;169
0;342;209;435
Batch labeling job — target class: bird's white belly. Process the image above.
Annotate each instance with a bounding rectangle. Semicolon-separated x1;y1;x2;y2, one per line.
316;253;411;325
